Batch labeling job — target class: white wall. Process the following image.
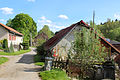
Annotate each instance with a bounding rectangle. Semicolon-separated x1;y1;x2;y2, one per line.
8;33;23;47
52;25;82;60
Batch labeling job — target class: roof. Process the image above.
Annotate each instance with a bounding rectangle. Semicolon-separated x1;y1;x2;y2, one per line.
44;20;120;54
110;40;120;45
0;23;23;36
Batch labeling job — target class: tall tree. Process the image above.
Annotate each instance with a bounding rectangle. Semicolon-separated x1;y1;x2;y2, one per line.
6;13;37;42
38;25;54;39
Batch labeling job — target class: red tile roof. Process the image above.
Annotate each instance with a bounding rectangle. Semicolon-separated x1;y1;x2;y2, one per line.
0;23;23;36
44;20;120;54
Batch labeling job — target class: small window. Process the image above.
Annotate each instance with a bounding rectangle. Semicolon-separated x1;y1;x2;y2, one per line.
9;34;11;40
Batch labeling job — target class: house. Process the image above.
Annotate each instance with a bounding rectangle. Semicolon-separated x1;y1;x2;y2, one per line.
0;23;23;51
33;32;48;46
44;20;120;60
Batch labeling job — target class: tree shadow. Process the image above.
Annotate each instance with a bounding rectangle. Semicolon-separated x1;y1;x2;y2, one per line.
24;66;44;72
17;54;35;64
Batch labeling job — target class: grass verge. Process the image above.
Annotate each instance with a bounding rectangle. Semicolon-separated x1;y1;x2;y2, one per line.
39;68;70;80
0;57;9;65
0;49;31;56
35;62;44;66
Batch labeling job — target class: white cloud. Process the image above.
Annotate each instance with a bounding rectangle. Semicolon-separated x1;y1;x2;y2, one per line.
27;0;35;2
0;7;13;14
0;19;6;22
114;13;120;19
37;16;66;32
58;15;68;19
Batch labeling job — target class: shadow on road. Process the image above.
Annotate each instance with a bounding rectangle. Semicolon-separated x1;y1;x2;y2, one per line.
17;54;35;64
24;66;43;72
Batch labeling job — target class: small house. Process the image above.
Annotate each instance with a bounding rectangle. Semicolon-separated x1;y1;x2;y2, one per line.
0;23;23;51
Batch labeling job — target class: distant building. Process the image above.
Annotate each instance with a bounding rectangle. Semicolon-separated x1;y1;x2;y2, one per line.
33;32;48;46
0;23;23;51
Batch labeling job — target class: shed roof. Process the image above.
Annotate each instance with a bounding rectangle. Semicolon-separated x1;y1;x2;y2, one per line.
0;23;23;36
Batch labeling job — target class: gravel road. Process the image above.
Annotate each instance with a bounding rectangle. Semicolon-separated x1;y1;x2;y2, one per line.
0;48;41;80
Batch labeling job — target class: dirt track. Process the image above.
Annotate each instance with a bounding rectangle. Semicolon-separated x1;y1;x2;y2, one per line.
0;48;41;80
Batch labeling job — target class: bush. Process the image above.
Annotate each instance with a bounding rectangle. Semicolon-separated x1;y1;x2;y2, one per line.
21;41;29;50
2;39;8;49
9;42;14;53
39;68;70;80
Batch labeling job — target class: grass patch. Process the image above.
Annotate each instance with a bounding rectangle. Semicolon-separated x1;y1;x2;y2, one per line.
0;49;31;56
40;68;70;80
34;55;42;62
35;62;44;66
0;57;9;65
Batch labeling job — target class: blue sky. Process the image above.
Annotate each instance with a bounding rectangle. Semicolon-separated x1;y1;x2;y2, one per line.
0;0;120;32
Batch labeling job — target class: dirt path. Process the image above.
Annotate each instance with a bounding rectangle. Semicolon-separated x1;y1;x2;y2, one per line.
0;48;41;80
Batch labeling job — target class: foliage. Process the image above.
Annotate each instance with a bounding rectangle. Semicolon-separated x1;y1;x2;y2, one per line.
69;27;107;79
38;25;54;39
39;68;70;80
2;39;8;49
0;49;31;56
98;19;120;41
34;54;43;62
35;62;44;66
21;41;29;50
6;18;12;27
37;38;46;46
0;57;9;65
9;42;14;53
6;13;37;42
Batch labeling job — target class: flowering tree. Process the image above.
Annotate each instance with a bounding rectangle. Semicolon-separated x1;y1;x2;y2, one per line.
69;27;108;79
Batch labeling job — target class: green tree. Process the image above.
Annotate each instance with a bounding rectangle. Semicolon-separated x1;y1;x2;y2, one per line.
38;25;54;39
9;42;14;53
6;13;37;42
6;18;12;27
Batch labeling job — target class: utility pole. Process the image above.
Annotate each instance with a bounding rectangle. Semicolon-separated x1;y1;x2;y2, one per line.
93;10;95;29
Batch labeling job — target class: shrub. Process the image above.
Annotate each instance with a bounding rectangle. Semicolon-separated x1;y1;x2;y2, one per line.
21;41;29;50
2;39;8;49
9;42;14;53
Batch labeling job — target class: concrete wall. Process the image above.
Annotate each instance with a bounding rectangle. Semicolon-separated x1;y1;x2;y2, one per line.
0;25;9;40
52;25;82;60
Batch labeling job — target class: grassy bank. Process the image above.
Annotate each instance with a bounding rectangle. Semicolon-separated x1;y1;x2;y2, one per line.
0;57;9;65
40;68;70;80
0;49;31;56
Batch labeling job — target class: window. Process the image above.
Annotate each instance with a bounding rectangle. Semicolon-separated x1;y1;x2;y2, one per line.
9;34;11;40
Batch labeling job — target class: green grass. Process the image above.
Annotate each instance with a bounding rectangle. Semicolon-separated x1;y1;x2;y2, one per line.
34;55;42;62
35;62;44;66
0;49;31;56
0;57;9;65
40;68;70;80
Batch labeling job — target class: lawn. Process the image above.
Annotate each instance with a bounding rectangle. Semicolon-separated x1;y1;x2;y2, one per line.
39;68;70;80
0;57;9;65
0;49;31;56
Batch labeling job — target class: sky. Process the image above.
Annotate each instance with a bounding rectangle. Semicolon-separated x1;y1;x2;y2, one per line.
0;0;120;32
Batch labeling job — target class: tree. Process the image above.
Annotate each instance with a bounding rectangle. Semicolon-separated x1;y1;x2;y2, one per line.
6;13;37;42
98;19;120;41
69;27;107;79
38;25;54;39
6;18;12;27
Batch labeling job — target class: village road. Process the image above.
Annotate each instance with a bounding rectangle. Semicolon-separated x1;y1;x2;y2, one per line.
0;48;41;80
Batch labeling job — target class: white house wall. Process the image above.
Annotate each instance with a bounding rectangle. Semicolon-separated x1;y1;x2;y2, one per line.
8;33;23;47
53;25;82;60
